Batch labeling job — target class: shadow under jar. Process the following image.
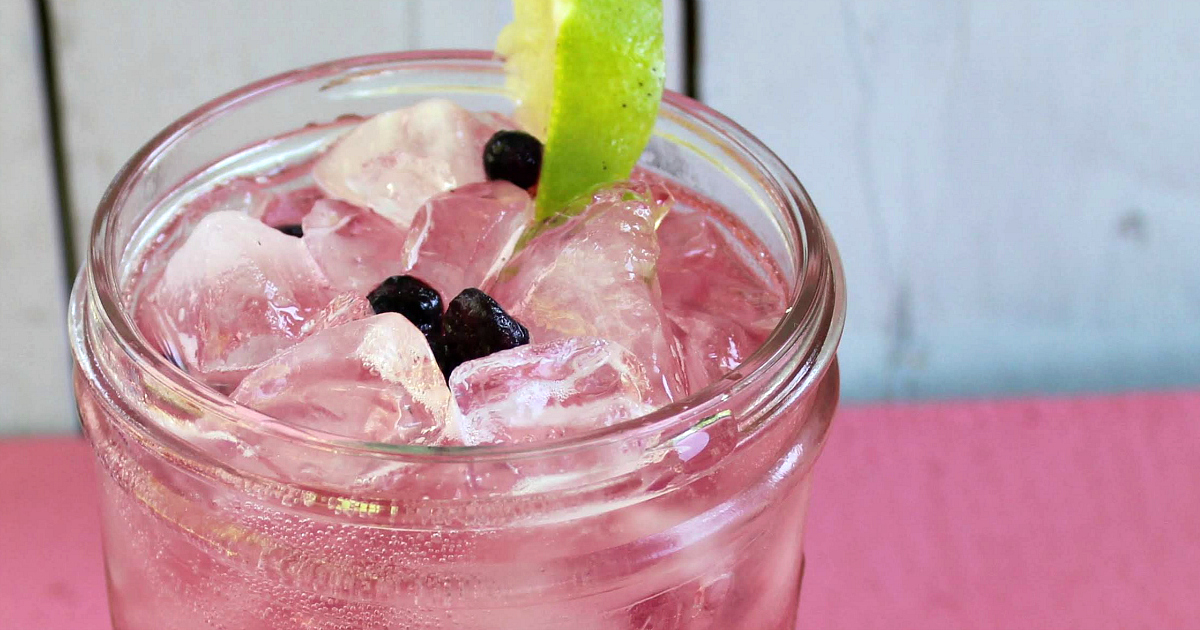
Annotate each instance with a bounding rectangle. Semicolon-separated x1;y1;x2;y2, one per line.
69;51;845;630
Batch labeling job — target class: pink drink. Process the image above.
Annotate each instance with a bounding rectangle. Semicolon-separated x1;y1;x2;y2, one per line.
70;53;844;630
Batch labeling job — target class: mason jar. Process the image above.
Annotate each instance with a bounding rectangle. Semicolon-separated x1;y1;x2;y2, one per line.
69;51;845;630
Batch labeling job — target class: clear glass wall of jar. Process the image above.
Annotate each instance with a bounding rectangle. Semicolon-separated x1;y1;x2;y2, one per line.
70;51;845;630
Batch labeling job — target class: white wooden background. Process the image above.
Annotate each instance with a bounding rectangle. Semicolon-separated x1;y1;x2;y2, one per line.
2;0;1197;434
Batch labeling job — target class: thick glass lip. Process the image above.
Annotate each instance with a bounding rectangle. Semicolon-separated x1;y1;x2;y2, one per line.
80;50;845;463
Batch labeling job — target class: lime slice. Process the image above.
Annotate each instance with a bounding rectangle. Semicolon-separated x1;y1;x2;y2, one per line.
497;0;665;220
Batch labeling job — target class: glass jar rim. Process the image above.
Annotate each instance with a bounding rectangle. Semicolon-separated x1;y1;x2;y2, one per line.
78;49;845;463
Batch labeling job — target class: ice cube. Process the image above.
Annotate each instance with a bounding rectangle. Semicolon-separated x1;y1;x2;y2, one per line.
231;314;460;445
449;337;654;445
403;180;533;299
489;182;688;404
658;209;785;331
657;209;786;387
252;185;325;227
137;211;336;390
301;198;409;293
299;291;374;336
313;99;511;228
668;312;764;389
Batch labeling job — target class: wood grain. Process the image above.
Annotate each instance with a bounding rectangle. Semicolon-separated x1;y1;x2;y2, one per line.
0;0;73;433
701;1;1200;400
51;0;684;257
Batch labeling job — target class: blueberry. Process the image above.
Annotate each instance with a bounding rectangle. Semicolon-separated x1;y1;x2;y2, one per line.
367;276;443;338
435;288;530;377
482;130;543;190
276;224;304;238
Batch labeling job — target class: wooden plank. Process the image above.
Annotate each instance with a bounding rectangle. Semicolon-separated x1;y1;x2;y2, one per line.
54;1;685;256
701;1;1200;400
50;0;420;256
0;0;73;433
410;0;512;50
409;1;685;91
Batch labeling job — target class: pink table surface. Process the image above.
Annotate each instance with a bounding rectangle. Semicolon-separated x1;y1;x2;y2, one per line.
2;391;1198;629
